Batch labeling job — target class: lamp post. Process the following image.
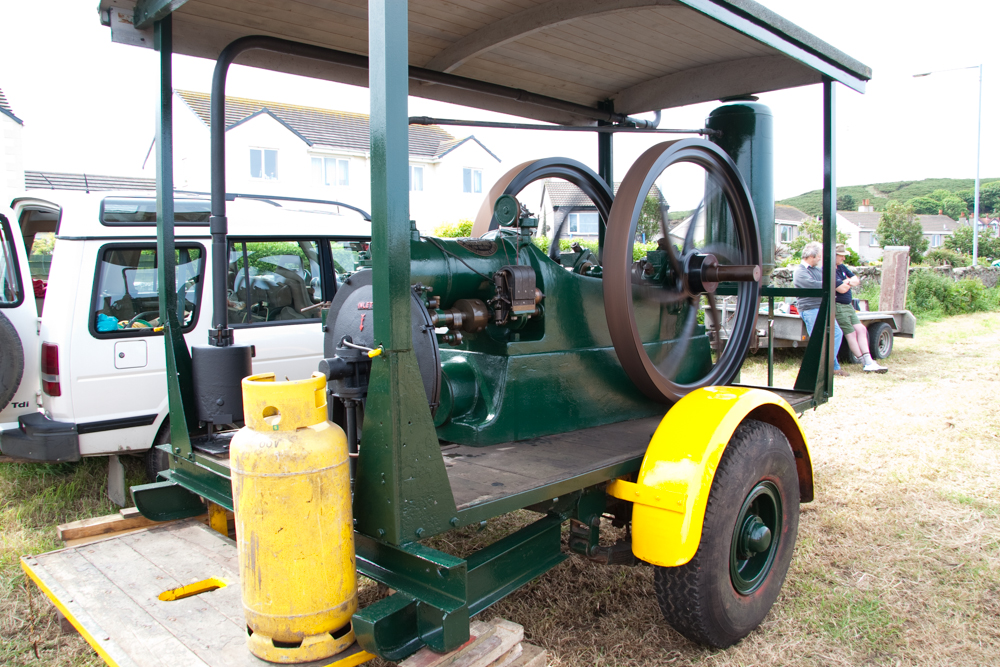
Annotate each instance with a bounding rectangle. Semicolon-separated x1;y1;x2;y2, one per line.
914;64;983;264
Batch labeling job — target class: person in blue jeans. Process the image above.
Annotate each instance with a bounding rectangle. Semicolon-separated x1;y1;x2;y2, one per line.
793;241;847;377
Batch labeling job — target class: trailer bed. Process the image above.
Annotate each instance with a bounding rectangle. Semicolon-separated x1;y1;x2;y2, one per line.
21;521;372;667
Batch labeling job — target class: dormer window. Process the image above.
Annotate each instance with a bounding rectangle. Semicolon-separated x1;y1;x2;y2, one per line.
250;148;278;180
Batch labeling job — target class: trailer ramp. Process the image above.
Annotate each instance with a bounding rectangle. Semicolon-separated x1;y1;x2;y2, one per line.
21;520;372;667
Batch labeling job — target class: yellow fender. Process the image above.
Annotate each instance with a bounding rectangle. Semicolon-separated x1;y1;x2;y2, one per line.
606;386;813;568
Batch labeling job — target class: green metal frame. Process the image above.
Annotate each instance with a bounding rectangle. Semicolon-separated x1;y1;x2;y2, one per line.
139;0;844;658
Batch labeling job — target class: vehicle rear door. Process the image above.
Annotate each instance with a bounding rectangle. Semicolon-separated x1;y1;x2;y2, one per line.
0;209;39;426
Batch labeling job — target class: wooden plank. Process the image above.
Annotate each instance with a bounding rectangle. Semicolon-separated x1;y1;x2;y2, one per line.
57;507;208;543
508;643;546;667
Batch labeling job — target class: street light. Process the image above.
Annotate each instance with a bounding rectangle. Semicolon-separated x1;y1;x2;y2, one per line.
914;64;983;264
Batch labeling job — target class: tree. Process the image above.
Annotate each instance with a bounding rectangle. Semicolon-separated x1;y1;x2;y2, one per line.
837;193;855;212
636;194;665;242
788;217;858;264
943;225;1000;258
876;201;928;264
908;196;941;215
942;196;966;221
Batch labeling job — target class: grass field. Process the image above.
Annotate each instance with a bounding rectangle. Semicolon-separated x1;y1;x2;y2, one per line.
3;313;999;666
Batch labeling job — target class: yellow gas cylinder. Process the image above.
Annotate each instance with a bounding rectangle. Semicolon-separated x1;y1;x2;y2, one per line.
231;372;356;663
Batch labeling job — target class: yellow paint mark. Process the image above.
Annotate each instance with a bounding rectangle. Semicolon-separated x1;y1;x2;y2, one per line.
21;557;122;667
207;501;229;536
158;577;227;601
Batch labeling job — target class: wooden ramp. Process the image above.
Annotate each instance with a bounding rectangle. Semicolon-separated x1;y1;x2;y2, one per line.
21;520;373;667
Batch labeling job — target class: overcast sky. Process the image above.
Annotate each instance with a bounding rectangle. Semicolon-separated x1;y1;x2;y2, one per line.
0;1;997;201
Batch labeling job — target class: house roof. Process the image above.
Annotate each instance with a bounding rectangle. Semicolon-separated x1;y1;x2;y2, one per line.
838;210;960;234
26;171;156;192
176;90;493;161
545;180;664;208
775;204;810;223
0;87;23;125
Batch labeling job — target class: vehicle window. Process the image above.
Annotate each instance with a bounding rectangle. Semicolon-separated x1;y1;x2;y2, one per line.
0;215;23;307
330;240;368;285
228;240;323;325
92;245;203;335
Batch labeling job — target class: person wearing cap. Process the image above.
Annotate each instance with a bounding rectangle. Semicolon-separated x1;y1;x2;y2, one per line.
835;244;887;373
793;241;847;377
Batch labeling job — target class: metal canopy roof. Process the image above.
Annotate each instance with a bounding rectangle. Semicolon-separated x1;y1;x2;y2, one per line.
101;0;870;124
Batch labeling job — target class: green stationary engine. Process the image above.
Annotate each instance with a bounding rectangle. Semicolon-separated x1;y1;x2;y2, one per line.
322;135;763;447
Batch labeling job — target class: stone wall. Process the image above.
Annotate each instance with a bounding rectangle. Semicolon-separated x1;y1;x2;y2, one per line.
767;265;1000;290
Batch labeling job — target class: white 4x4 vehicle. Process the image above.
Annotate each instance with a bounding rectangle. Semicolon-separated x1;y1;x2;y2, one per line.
0;191;370;485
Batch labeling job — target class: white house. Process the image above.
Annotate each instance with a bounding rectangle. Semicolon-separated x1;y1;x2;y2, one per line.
774;204;810;245
149;91;503;233
1;88;24;196
538;180;667;241
837;208;960;262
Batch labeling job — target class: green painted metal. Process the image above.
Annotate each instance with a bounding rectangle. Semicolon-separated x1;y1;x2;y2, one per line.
354;513;567;658
130;480;205;521
133;0;190;30
154;17;197;461
597;99;614;259
358;0;458;547
821;79;838;399
159;461;234;510
707;102;774;282
411;238;705;445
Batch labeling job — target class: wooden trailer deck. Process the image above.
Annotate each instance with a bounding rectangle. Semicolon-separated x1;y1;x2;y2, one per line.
21;521;373;667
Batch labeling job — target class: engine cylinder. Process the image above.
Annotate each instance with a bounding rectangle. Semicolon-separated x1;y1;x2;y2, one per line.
231;372;356;663
707;101;774;283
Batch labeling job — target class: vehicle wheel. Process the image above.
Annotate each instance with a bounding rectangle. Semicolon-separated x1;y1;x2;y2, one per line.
653;419;799;648
868;322;892;359
145;420;172;482
837;338;859;365
0;311;25;411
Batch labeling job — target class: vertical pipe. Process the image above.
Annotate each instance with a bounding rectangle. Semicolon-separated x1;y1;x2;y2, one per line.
822;79;837;397
597;100;614;264
209;51;233;345
767;296;774;387
370;0;413;350
973;64;982;266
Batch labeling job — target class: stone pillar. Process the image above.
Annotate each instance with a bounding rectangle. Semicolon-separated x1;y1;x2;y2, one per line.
880;246;910;311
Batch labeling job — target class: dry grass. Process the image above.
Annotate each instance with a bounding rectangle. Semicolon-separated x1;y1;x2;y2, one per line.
4;313;1000;666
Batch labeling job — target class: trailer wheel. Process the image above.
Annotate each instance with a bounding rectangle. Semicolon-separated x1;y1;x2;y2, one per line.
145;420;172;482
868;322;893;359
0;311;25;411
653;419;799;648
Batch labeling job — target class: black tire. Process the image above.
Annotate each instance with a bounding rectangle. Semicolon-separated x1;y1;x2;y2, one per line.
0;311;25;411
144;420;172;482
653;419;800;648
837;338;860;365
867;322;893;359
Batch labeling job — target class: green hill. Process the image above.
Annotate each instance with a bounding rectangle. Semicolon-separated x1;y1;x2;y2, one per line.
779;177;1000;217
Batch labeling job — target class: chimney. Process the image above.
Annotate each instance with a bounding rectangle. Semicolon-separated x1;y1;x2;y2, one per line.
858;198;874;213
939;209;943;215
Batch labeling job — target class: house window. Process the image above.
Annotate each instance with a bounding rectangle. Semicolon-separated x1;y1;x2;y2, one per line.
463;168;482;194
410;165;424;192
312;157;349;187
779;225;794;243
930;234;942;248
250;148;278;180
866;232;879;247
568;212;599;235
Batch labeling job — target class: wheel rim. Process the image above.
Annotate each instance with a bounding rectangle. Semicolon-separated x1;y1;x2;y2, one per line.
730;481;782;595
877;329;891;356
603;139;762;403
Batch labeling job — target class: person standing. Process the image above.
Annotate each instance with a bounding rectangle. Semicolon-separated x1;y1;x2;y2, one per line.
793;242;847;377
835;244;887;373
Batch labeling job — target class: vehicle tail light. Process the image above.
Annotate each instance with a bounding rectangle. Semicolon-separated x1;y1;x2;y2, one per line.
41;342;61;396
